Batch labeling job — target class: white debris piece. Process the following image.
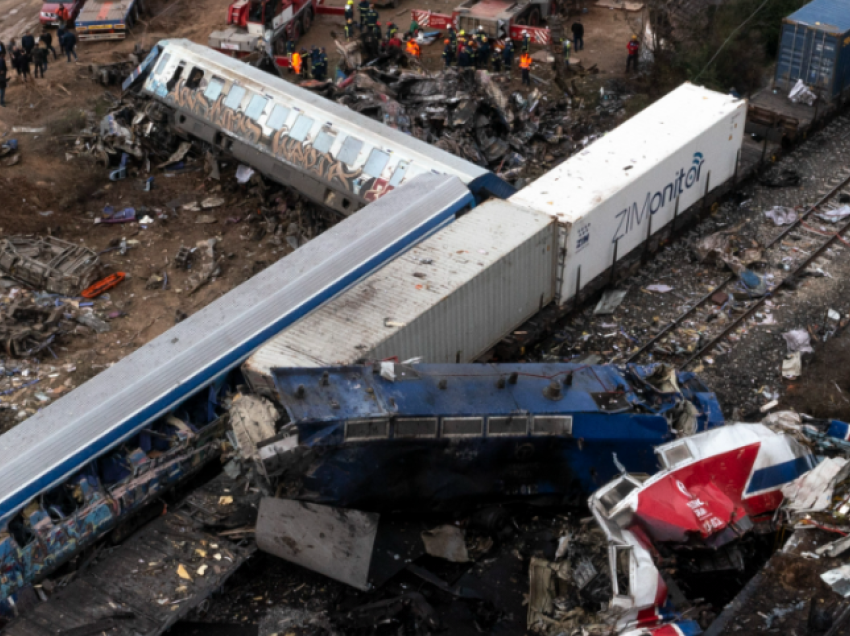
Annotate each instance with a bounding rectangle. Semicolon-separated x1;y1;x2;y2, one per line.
789;79;816;105
781;457;849;512
782;329;814;353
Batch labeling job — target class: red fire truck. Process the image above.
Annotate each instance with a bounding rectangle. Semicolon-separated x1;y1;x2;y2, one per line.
209;0;341;57
411;0;555;44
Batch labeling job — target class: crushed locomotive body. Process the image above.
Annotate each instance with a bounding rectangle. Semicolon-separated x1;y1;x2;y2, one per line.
232;362;724;510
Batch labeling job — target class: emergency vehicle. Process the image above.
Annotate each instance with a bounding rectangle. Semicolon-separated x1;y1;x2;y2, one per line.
411;0;555;45
209;0;322;57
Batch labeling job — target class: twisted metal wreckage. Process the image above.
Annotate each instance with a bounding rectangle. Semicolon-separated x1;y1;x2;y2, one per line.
2;358;849;634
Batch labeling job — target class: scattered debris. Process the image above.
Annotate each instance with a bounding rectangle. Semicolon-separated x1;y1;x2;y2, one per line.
0;237;100;296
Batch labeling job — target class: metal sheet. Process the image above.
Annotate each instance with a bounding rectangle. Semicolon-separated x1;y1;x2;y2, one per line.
256;498;379;591
0;174;471;525
244;199;556;387
509;83;747;305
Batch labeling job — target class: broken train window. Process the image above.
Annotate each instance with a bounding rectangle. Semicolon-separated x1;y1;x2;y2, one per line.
598;479;639;515
166;62;185;92
660;441;693;469
613;545;633;597
154;52;171;77
363;148;390;178
204;77;225;102
389;161;410;187
224;85;247;111
289;115;315;142
246;95;270;121
266;104;291;130
313;127;337;154
185;66;205;90
337;136;364;166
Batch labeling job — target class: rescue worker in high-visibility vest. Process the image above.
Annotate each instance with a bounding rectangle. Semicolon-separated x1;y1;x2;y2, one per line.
447;25;457;49
406;35;421;59
521;30;531;53
458;43;472;68
344;18;356;40
468;38;477;68
387;21;398;39
502;39;514;76
474;25;485;43
344;0;355;25
561;36;572;68
519;50;532;86
442;38;454;67
300;47;310;77
291;49;303;77
364;3;378;29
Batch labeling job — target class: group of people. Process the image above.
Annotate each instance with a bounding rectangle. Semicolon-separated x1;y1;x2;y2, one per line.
0;14;79;105
288;43;329;81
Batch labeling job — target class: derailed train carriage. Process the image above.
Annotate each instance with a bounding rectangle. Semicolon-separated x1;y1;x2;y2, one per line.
126;39;514;216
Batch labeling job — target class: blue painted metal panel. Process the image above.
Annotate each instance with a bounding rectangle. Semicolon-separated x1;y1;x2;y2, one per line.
267;363;724;510
775;0;850;98
0;174;472;527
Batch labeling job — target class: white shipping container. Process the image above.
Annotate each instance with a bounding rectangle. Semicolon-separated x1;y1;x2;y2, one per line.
244;200;556;393
510;83;746;305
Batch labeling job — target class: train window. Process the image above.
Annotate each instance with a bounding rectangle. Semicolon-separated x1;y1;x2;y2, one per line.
337;136;363;165
267;104;291;130
313;128;336;154
185;67;204;90
204;77;225;102
388;161;409;187
363;149;390;178
224;85;247;111
166;63;184;92
154;52;171;77
246;95;269;121
289;115;315;142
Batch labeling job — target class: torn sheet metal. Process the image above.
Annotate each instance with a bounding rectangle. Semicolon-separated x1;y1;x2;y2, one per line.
250;363;723;510
2;510;252;636
0;237;100;296
587;423;816;634
256;498;379;591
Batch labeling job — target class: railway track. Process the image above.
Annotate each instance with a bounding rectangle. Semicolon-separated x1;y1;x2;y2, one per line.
626;165;850;370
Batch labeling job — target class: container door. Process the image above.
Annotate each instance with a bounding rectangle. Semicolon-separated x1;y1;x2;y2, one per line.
806;31;837;94
775;23;805;90
834;33;850;98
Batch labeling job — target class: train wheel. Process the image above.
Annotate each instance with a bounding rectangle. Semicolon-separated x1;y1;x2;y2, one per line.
528;8;540;26
301;6;313;33
290;19;301;43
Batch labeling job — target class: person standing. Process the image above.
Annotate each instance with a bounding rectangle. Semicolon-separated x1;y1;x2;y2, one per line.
21;32;35;55
490;43;501;72
18;46;31;83
344;0;355;25
0;51;7;106
387;21;398;39
520;30;531;53
519;50;532;86
626;34;639;72
571;18;583;51
291;48;302;77
62;29;77;62
561;36;571;69
502;38;514;76
447;25;457;49
442;38;454;67
32;42;47;78
40;31;56;60
357;0;369;29
344;18;356;40
478;36;490;70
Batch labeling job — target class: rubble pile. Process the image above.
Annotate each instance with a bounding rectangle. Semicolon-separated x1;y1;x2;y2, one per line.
333;68;611;182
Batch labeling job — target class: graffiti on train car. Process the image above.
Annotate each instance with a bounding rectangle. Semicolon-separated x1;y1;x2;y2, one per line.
169;80;264;144
166;79;394;203
0;416;226;604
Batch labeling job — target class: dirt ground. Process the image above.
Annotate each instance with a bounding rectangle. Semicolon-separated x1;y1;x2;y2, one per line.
0;0;646;425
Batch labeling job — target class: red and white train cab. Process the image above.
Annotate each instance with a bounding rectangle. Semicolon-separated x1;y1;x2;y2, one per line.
590;423;816;635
